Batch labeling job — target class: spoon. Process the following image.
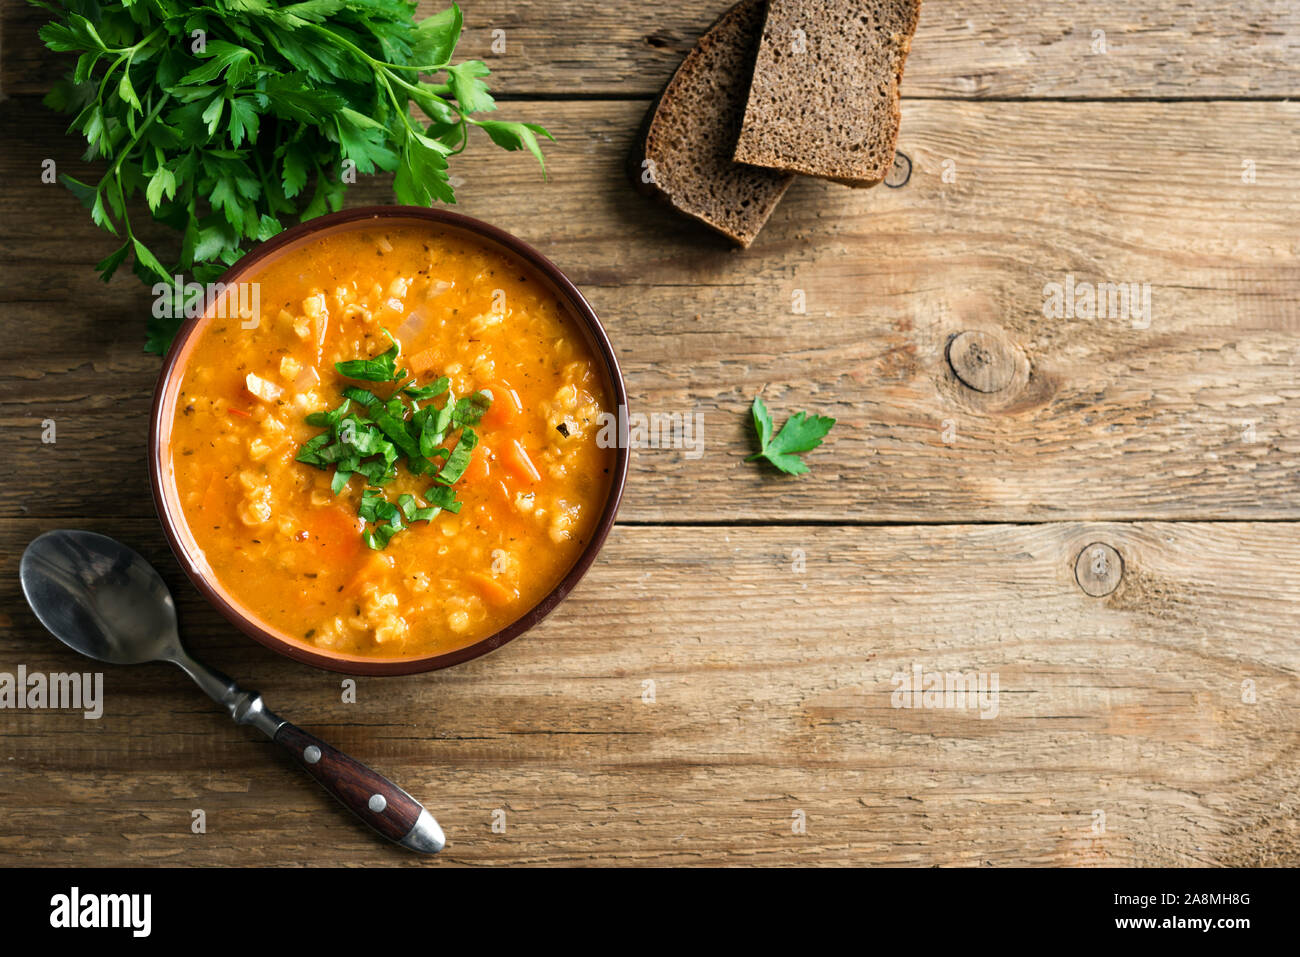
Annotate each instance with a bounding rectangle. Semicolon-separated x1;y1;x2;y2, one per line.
19;528;445;855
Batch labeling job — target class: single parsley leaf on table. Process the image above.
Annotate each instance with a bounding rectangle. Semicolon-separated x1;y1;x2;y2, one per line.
745;396;836;476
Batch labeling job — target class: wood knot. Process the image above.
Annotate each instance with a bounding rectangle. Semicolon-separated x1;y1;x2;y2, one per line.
1075;543;1123;597
946;330;1019;393
884;151;912;188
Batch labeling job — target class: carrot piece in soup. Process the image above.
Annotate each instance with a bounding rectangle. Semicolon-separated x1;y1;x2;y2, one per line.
199;473;225;516
310;504;365;566
462;449;491;484
346;550;394;595
469;573;517;606
482;383;522;429
502;439;541;484
408;348;440;377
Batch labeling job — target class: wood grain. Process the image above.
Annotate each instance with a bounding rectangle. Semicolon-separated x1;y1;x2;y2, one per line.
5;1;1299;99
2;98;1297;522
1;518;1296;866
1;0;1297;871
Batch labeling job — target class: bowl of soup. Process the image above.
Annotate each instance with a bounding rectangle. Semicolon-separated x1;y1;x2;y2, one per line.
150;207;628;675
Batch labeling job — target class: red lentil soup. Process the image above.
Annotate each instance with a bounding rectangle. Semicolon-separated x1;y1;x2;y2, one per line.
160;219;617;661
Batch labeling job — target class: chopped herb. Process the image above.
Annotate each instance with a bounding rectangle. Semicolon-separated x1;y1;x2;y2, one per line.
361;524;402;551
450;390;492;428
372;406;424;463
336;336;401;382
397;493;441;523
295;432;333;467
404;377;450;400
296;336;489;547
342;386;382;407
745;396;836;476
305;398;352;428
436;429;479;484
424;484;463;514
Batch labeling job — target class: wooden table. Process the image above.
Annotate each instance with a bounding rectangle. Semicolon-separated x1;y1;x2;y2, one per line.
1;1;1298;867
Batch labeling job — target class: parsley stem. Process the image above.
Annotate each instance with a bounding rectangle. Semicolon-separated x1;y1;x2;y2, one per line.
449;117;469;154
91;90;169;256
304;24;384;70
95;23;166;107
96;52;128;106
379;62;454;75
376;71;421;139
302;23;453;75
111;169;136;255
384;70;451;99
251;147;275;214
304;22;464;138
102;24;164;56
101;92;169;183
376;71;402;116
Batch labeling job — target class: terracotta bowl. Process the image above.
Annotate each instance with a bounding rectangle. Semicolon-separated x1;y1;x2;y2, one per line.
149;206;629;675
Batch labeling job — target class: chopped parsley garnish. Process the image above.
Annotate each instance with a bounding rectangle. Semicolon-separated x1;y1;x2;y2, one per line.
342;386;382;407
436;429;478;484
295;335;491;549
335;337;402;382
404;378;451;401
745;396;836;476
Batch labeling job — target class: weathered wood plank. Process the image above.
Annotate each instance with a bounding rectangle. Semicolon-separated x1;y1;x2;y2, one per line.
2;98;1297;522
5;0;1299;99
1;518;1297;866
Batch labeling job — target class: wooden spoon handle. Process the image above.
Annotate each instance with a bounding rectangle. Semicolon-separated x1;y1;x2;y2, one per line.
274;721;445;854
170;653;446;855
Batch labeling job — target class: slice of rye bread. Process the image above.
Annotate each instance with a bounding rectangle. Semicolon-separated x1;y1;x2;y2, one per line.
629;0;794;247
733;0;922;187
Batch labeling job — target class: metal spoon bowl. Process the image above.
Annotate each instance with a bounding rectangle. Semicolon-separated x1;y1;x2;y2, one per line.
20;528;444;854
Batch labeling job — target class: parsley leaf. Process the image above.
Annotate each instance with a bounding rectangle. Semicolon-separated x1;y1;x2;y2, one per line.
404;377;449;400
445;61;495;114
745;397;836;476
342;386;382;406
449;390;491;427
424;484;463;514
473;119;556;176
335;337;400;381
435;428;478;484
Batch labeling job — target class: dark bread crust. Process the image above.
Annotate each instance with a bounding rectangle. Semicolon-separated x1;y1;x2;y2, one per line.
628;0;794;246
734;0;922;187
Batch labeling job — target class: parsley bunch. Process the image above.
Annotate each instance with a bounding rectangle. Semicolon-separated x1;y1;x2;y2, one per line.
295;333;492;550
34;0;552;353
